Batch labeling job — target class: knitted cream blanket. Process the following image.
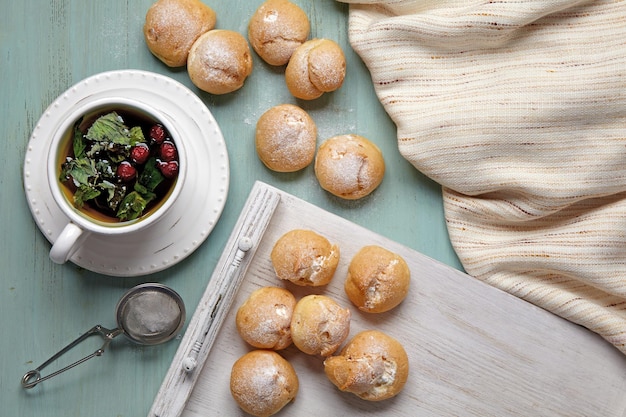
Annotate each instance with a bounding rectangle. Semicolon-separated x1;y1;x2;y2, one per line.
337;0;626;354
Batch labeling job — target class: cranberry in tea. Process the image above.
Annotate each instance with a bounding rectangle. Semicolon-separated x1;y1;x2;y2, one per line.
59;110;180;222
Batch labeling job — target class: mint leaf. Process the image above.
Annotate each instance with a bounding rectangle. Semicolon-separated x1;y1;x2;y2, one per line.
85;142;108;158
73;121;87;158
86;142;130;162
116;191;148;221
108;143;131;163
85;112;132;145
99;180;126;211
129;126;146;145
134;182;157;203
60;157;98;186
138;158;164;192
95;159;116;180
74;184;101;208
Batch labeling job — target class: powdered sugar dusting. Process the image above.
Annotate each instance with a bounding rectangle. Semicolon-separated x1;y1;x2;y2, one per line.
308;39;346;92
256;105;316;172
316;135;382;197
271;230;339;286
264;11;278;23
240;304;292;349
291;295;351;356
144;0;216;66
188;30;253;94
339;355;397;396
237;288;295;349
308;247;338;285
364;259;401;310
231;351;297;416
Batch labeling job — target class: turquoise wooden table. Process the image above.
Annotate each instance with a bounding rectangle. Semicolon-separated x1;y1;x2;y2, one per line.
0;1;461;416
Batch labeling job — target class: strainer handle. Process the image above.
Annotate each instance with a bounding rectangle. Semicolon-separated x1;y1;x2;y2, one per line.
21;325;122;389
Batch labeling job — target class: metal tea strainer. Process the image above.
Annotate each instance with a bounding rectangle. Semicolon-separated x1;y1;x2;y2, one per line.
21;283;186;389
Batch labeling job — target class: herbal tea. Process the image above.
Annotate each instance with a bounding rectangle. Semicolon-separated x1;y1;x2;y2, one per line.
58;108;180;223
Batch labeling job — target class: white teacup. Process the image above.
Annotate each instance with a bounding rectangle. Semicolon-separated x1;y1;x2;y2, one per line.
47;97;186;264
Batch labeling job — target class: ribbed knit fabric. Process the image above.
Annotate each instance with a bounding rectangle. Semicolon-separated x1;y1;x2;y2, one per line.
337;0;626;354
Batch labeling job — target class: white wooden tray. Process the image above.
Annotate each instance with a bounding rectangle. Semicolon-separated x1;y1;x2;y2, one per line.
151;181;626;417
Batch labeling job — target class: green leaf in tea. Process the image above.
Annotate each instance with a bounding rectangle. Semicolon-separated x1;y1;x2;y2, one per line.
95;159;116;180
134;182;157;203
73;122;87;158
129;126;146;146
60;157;98;187
99;180;127;212
74;184;101;208
108;143;131;162
138;158;165;192
86;112;132;145
116;191;149;221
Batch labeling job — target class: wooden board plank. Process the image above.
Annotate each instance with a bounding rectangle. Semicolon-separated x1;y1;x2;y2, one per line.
150;184;281;417
168;182;626;417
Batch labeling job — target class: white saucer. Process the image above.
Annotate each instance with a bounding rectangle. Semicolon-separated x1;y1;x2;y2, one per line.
23;70;230;276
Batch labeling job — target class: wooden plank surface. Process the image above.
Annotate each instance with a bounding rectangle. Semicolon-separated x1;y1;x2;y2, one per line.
150;184;281;417
178;182;626;417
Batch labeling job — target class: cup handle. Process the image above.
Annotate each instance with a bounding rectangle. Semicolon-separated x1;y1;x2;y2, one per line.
50;223;86;264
